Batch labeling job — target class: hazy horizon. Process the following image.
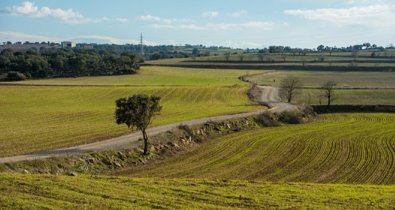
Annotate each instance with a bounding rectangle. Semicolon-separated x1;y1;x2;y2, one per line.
0;0;394;48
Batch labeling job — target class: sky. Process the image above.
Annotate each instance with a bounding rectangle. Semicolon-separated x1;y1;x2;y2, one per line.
0;0;394;49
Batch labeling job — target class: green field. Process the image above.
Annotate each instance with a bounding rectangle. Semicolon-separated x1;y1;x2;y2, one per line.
295;89;395;105
148;51;395;70
119;113;395;185
0;66;261;157
244;70;395;88
243;70;395;105
1;173;394;209
2;66;256;86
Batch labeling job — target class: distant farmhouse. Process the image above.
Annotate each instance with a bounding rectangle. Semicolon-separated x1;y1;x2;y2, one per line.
61;41;76;48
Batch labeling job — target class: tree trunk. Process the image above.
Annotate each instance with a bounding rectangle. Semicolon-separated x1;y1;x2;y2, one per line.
288;92;292;103
142;129;149;155
327;93;331;107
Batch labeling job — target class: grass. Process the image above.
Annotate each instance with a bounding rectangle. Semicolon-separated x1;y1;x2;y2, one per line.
119;113;395;185
0;66;261;157
243;70;395;105
297;89;395;105
1;173;394;209
244;70;395;88
148;52;395;70
188;51;395;62
2;66;257;86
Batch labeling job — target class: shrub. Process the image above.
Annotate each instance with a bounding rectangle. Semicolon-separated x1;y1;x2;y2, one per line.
299;105;317;118
255;112;281;127
278;111;304;124
256;105;316;126
6;71;27;81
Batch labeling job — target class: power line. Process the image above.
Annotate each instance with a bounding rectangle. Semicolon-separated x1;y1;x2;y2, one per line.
140;33;144;55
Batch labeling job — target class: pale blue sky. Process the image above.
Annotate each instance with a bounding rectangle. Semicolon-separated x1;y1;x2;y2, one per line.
0;0;394;48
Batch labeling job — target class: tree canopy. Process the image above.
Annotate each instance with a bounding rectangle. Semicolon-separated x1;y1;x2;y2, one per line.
279;76;303;103
115;94;162;155
321;81;337;107
0;48;139;78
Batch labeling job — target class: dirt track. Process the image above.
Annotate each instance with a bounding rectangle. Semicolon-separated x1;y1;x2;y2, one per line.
0;86;295;163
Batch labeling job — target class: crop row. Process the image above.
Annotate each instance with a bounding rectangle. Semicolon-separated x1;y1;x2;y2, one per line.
126;113;395;184
0;85;259;157
1;173;394;209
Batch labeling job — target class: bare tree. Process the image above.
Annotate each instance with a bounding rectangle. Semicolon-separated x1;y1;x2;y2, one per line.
301;57;307;67
351;51;358;62
280;76;303;103
318;54;325;62
281;54;287;62
224;52;231;62
257;53;265;62
238;53;245;62
321;81;337;107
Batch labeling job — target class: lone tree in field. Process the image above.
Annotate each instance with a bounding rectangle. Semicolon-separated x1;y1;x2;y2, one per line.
279;76;303;103
321;81;337;107
238;53;245;62
257;53;265;62
224;52;231;62
115;94;162;155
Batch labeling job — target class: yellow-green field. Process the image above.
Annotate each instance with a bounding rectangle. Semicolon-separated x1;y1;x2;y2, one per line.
1;173;394;209
2;66;258;86
295;89;395;105
244;70;395;105
244;70;395;88
120;113;395;185
0;66;261;157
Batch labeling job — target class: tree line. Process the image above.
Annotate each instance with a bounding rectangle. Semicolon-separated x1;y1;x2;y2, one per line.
0;48;139;79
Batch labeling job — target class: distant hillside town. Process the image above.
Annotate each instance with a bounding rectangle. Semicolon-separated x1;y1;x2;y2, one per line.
0;41;94;52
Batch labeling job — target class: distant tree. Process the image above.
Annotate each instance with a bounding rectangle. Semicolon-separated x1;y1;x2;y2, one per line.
257;53;265;62
321;81;337;107
301;57;307;67
281;54;287;62
317;45;325;52
192;48;200;56
269;46;276;53
279;76;303;103
224;52;231;62
238;53;245;62
149;53;161;60
115;94;162;155
351;51;358;61
363;43;371;49
318;54;325;62
5;71;27;81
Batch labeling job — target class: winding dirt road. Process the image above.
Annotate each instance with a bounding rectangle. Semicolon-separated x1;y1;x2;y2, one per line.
255;85;299;113
0;86;296;163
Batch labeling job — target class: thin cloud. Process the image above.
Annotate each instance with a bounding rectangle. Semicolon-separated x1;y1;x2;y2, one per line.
148;21;273;31
4;1;117;24
227;10;247;17
0;31;62;43
138;15;161;21
149;24;206;30
116;17;129;22
139;14;272;30
202;11;219;17
241;21;273;30
284;4;395;27
0;31;159;45
70;35;137;44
